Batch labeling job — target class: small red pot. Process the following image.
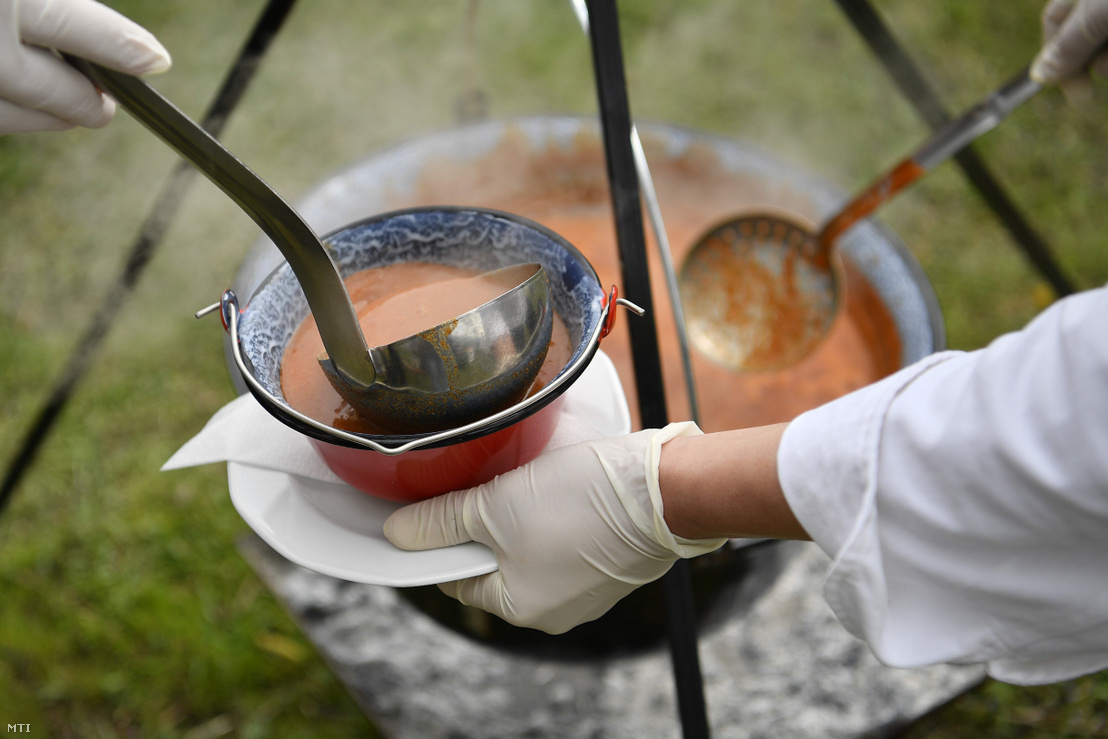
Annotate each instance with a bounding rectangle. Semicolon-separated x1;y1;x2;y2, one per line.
226;207;622;504
310;395;565;503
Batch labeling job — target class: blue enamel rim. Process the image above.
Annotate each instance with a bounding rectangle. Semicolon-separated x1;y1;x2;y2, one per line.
226;206;609;455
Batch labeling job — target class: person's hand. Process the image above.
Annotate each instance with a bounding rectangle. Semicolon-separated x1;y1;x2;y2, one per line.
1;0;170;135
1032;0;1108;97
384;423;727;635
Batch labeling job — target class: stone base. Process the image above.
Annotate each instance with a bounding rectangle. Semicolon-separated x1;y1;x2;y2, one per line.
239;535;984;738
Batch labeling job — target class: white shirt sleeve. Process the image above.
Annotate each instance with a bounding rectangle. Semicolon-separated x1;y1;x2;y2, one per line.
778;284;1108;686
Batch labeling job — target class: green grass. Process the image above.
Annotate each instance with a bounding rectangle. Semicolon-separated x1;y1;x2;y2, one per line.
2;0;1108;736
0;320;370;736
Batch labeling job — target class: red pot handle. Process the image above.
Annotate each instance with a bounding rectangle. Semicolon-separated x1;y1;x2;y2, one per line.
600;284;645;341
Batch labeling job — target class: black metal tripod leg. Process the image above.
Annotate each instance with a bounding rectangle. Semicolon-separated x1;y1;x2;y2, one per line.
585;1;712;737
0;0;301;514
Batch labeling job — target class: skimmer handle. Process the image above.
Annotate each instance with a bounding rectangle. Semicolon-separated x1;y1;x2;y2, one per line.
913;67;1041;171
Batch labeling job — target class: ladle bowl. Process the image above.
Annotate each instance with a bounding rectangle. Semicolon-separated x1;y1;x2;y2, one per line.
319;262;554;434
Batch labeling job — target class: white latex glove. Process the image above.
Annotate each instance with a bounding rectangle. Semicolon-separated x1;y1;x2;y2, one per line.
0;0;170;134
384;422;728;635
1031;0;1108;95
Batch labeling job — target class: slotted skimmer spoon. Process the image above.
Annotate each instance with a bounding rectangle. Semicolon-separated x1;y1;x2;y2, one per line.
72;58;553;434
680;65;1041;372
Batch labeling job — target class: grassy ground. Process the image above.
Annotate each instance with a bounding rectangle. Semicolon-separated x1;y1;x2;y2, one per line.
1;0;1107;736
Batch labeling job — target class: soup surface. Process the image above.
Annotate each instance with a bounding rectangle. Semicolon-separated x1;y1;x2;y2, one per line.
280;261;572;434
402;127;904;431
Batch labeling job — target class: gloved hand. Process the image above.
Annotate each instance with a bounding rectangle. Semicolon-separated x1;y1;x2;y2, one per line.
384;422;728;635
1031;0;1108;95
1;0;170;135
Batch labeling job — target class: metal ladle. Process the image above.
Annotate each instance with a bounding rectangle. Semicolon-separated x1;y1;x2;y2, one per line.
73;59;553;434
681;66;1042;372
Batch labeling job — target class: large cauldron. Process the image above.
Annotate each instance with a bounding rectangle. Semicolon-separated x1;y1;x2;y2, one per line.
229;117;943;659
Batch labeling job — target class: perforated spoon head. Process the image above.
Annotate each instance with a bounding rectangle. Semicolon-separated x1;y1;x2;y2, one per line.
679;215;841;372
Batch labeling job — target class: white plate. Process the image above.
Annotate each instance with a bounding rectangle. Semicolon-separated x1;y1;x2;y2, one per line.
228;350;631;586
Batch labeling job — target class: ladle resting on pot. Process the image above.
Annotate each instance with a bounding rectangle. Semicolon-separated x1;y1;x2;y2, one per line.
681;65;1042;372
72;58;553;434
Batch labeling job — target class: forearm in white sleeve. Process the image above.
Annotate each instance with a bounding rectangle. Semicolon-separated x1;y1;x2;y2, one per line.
779;284;1108;685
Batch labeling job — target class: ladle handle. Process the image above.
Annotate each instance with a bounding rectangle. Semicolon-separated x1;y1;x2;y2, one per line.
70;57;376;387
